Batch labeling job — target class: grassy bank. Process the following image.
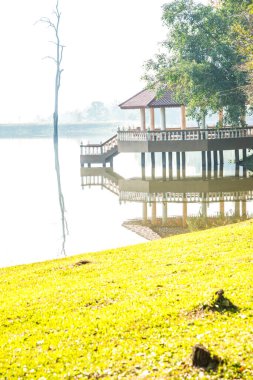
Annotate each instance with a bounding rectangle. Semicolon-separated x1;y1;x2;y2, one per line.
0;220;253;379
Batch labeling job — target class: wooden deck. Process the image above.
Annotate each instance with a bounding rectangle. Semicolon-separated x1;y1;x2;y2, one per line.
117;126;253;153
80;127;253;167
80;135;118;167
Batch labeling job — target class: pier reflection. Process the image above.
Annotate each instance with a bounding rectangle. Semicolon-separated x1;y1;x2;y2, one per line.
80;164;253;240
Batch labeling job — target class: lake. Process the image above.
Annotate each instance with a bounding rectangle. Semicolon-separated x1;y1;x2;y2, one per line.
0;123;252;268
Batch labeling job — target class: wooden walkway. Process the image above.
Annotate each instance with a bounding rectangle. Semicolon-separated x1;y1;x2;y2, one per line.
80;135;118;167
80;127;253;167
117;126;253;153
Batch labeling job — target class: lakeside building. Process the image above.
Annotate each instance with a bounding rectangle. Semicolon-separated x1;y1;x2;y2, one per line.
80;87;253;172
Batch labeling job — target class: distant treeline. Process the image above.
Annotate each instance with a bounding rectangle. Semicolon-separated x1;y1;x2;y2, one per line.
0;123;119;139
60;101;139;123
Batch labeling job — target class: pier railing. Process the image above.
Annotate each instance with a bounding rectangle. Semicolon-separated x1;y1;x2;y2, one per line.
81;175;120;195
80;134;118;155
119;190;253;203
117;126;253;142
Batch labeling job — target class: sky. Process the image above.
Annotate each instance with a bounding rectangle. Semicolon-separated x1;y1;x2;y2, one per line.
0;0;170;122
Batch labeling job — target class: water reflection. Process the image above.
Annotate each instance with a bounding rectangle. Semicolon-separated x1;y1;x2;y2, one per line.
54;139;68;254
80;162;253;240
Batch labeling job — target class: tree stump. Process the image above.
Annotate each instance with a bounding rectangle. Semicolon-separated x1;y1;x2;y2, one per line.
192;344;219;370
211;289;238;311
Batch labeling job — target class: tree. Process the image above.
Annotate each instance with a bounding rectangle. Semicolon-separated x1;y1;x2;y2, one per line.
144;0;249;126
40;1;68;255
40;0;64;141
86;101;109;121
227;0;253;103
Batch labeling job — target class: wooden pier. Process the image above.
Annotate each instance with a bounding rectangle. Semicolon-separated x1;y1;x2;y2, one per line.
80;126;253;169
80;134;118;167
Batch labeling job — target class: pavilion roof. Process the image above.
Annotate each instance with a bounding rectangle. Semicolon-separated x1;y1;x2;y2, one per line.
119;88;182;109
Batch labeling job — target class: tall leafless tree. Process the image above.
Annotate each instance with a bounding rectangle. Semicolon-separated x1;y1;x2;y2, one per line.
40;0;68;255
40;0;64;141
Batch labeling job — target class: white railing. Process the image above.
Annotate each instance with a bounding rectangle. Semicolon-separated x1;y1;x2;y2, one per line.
82;175;120;195
119;190;253;203
80;134;118;155
80;127;253;156
117;126;253;142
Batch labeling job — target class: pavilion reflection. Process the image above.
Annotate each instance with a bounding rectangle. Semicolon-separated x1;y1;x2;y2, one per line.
80;166;253;239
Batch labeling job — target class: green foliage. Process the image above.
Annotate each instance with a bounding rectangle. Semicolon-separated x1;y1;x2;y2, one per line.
0;220;253;378
86;101;109;121
187;213;244;231
144;0;249;126
226;0;253;103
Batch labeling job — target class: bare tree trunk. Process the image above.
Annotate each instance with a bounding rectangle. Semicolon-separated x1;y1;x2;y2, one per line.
53;140;68;255
53;0;63;143
40;0;68;255
40;0;64;142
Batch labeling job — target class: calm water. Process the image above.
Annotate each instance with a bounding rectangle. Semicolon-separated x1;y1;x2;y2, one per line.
0;123;252;268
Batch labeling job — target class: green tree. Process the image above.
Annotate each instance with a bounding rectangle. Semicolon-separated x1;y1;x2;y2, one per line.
86;101;109;121
227;0;253;103
144;0;249;127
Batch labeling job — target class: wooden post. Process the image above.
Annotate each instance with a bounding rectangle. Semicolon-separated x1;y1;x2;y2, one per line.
168;152;173;179
243;149;247;177
202;195;207;217
176;152;181;179
213;151;218;178
202;151;206;178
235;201;240;217
235;150;239;177
162;152;166;180
220;199;225;218
219;150;224;178
141;153;146;179
152;202;157;225
207;151;212;177
162;152;166;169
219;150;224;165
160;108;166;130
162;202;167;226
141;152;145;167
150;108;155;130
235;149;239;164
241;198;247;217
181;105;186;130
213;151;218;166
151;152;155;179
218;109;223;127
140;108;146;131
143;202;148;223
182;199;187;228
182;152;186;178
235;164;239;177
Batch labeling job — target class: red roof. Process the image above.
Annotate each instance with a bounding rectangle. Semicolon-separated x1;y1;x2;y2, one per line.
119;88;182;109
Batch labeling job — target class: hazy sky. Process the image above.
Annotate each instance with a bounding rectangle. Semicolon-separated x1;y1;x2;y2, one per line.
0;0;170;122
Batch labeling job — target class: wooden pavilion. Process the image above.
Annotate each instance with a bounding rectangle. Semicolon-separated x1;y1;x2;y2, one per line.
80;87;253;168
119;88;187;131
